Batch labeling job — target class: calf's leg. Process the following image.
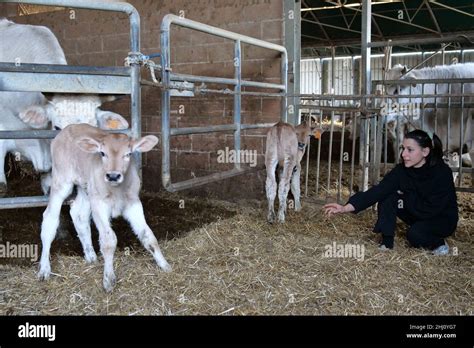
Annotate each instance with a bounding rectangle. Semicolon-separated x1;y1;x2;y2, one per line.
38;182;73;280
290;163;302;211
277;158;296;223
265;160;278;223
123;201;171;272
70;187;97;263
91;201;117;292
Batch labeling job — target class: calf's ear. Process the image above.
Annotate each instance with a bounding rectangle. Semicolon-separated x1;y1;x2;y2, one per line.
132;135;159;153
19;105;50;129
96;110;129;130
76;137;101;153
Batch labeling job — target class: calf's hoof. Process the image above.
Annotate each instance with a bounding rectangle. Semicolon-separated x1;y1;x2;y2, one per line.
103;273;116;293
38;264;51;281
84;250;98;264
160;262;172;273
277;211;286;223
267;211;276;224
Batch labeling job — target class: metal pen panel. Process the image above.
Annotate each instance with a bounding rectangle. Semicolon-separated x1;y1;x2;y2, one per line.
0;0;141;209
160;14;288;192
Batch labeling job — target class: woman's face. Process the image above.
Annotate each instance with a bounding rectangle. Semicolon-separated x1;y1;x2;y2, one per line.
401;138;430;168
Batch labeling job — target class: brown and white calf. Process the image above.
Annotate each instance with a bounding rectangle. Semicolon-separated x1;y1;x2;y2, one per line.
265;121;313;223
38;124;171;292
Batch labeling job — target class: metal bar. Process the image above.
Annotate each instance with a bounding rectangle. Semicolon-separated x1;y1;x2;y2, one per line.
234;40;242;170
170;73;285;90
424;0;442;35
165;167;252;193
375;110;384;184
369;33;474;48
429;0;474;18
241;123;275;130
349;112;357;196
302;0;332;44
326;109;335;199
410;0;427;22
0;129;130;139
0;130;59;139
405;42;452;74
459;83;465;186
360;0;371;192
0;71;132;94
315;113;322;197
337;112;346;203
162;14;287;53
340;1;440;35
301;18;365;36
369;115;376;184
0;63;130;75
161;21;172;191
1;0;137;13
360;0;371;109
0;196;50;209
304;112;311;197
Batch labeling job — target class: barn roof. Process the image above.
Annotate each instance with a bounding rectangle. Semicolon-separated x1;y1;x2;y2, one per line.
301;0;474;57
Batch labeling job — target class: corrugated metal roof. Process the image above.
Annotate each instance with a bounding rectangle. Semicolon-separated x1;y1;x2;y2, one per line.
302;0;474;57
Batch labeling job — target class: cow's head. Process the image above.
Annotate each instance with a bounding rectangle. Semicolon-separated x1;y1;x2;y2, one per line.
19;94;129;131
385;64;419;97
76;133;158;186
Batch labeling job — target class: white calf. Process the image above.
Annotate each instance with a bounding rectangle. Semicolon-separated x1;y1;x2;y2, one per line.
265;121;313;223
38;124;170;292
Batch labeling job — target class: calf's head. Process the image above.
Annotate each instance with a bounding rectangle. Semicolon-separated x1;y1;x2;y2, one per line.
76;133;159;186
294;119;317;161
19;95;129;131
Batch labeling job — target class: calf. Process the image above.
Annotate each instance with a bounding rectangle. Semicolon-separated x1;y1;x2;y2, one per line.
38;124;171;292
265;121;313;223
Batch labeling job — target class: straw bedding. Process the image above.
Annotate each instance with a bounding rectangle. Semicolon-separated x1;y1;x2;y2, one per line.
0;163;472;315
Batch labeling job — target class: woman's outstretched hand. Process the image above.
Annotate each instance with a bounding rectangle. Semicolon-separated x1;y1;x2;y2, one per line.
323;203;355;217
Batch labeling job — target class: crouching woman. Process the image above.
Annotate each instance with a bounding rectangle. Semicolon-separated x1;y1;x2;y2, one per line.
324;130;458;255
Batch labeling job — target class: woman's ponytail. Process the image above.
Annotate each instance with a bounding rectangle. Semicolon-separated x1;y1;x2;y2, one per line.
430;133;444;166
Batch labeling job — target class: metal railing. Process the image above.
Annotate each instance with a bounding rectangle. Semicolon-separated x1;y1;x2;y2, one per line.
160;14;288;192
0;0;140;209
297;76;474;203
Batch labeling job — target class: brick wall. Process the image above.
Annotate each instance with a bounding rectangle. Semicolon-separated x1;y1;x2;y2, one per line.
2;0;285;200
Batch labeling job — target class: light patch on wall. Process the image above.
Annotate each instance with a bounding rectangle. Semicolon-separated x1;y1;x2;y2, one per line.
18;4;65;16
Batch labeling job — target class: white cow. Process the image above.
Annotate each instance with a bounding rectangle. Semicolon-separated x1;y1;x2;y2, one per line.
265;121;313;223
384;63;473;170
19;94;129;132
0;18;66;192
38;123;171;292
0;19;129;192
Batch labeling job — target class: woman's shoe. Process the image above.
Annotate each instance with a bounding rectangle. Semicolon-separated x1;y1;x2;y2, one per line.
432;242;449;256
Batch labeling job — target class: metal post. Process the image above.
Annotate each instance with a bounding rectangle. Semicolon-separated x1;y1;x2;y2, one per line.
160;24;172;190
360;0;371;191
234;40;242;170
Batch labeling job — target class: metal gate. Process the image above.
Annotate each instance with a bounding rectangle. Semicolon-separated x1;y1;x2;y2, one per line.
159;14;288;192
0;0;141;209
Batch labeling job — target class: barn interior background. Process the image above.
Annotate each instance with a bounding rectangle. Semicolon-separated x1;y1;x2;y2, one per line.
0;0;472;317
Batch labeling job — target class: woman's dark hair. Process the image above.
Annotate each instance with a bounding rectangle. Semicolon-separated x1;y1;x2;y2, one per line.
404;129;443;166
